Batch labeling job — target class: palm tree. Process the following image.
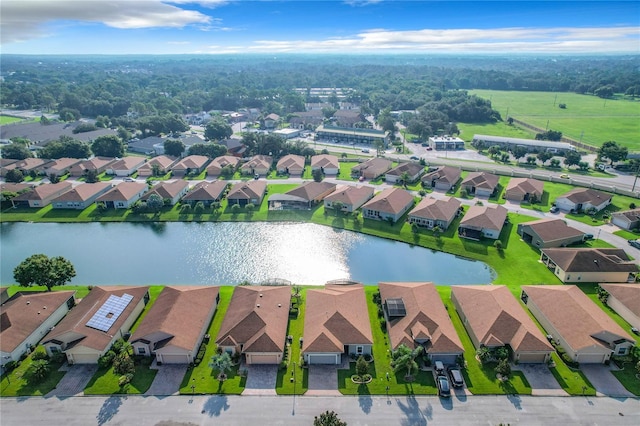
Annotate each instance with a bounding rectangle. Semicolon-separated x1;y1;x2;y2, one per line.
399;172;411;188
210;351;233;381
391;344;424;378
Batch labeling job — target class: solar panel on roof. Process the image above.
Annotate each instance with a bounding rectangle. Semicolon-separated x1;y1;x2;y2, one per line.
86;293;134;332
386;298;406;318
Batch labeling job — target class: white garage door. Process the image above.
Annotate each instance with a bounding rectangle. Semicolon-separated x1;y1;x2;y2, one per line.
69;353;99;364
578;353;607;364
247;354;279;364
308;354;339;365
431;354;459;365
159;354;190;364
518;353;548;364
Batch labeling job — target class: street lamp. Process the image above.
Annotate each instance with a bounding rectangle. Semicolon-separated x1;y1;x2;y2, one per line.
292;361;297;415
191;378;195;396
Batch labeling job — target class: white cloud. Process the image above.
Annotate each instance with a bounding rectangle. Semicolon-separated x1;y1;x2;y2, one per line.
249;26;640;53
343;0;383;6
1;0;217;44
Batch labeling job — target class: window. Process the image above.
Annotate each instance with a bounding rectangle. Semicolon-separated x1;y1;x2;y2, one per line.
356;346;363;355
617;347;627;355
137;347;146;355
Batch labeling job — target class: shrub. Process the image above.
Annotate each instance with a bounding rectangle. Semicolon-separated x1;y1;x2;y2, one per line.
113;353;135;375
494;346;510;360
356;355;369;376
50;351;65;364
118;373;134;387
3;360;19;373
25;359;50;383
31;347;49;361
495;358;511;378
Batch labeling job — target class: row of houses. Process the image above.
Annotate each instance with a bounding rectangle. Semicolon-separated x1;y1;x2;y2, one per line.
2;282;637;369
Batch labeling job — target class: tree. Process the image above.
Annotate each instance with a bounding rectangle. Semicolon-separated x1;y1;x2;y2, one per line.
526;156;536;165
2;143;33;160
549;158;561;168
598;141;628;165
312;168;324;182
373;139;385;157
91;135;124;158
535;130;562;141
245;203;256;216
164;139;185;157
391;343;423;378
48;173;61;184
511;146;527;162
220;164;235;179
399;172;411;188
146;194;164;212
494;240;503;251
193;201;205;214
578;161;590;172
5;169;24;183
537;151;552;165
500;153;510;163
356;355;369;377
113;352;135;376
25;360;50;383
231;203;241;214
84;169;99;183
487;145;501;159
188;143;227;158
204;119;233;141
210;351;233;381
495;358;511;379
40;136;91;159
594;85;614;99
563;151;582;168
314;410;347;426
13;254;76;291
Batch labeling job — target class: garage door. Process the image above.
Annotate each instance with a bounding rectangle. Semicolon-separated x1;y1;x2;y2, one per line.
431;354;459;365
159;353;190;364
577;353;607;364
69;353;99;364
517;353;548;363
308;354;339;365
247;354;279;364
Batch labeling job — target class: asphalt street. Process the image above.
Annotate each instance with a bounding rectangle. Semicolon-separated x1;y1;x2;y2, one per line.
1;394;639;426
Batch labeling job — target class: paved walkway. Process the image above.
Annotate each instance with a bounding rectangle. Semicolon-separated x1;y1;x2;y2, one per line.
243;365;278;395
581;364;635;398
513;363;568;396
144;361;188;396
46;364;97;397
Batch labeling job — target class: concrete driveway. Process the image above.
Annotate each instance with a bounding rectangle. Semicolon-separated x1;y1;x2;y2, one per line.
307;365;341;396
580;364;634;397
46;364;98;397
144;363;188;396
243;365;278;395
514;364;567;396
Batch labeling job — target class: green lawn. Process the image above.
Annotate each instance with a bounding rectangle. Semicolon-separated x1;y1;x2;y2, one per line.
83;361;157;395
179;286;247;395
547;353;596;396
469;90;640;152
566;193;640;227
612;363;640;396
458;121;536;142
276;287;309;395
0;350;66;396
0;115;24;125
3;284;93;299
337;161;360;181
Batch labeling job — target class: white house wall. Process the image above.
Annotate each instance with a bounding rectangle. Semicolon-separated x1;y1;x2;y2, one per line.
607;296;640;330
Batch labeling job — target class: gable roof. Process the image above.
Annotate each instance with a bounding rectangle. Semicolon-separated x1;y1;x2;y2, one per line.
96;182;147;202
361;187;414;215
182;181;227;202
137;155;178;171
70;157;116;174
241;155;273;172
227;180;267;201
601;284;640;318
173;155;209;170
459;204;508;231
386;162;424;177
351;158;393;175
557;188;612;205
519;218;585;242
0;291;75;353
611;208;640;224
324;185;374;205
421;166;462;186
409;196;461;222
285;182;336;201
506;178;544;197
461;172;499;190
452;286;553;353
207;155;240;172
43;286;149;351
51;182;112;203
44;157;82;171
142;180;189;200
541;248;638;273
14;181;73;202
5;158;51;172
130;286;219;352
522;285;635;351
303;285;373;353
0;182;34;194
311;154;339;169
276;154;305;170
379;282;463;353
109;157;145;171
216;286;291;353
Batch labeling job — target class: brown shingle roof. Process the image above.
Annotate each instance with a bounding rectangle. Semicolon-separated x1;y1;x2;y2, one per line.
0;291;75;353
216;286;291;353
206;156;240;174
173;155;209;170
137;155;178;172
70;157;116;174
45;157;82;171
386;162;424;177
409;196;461;222
227;180;267;201
14;182;73;202
182;181;227;202
522;285;635;351
611;208;640;223
379;282;463;353
452;286;553;353
601;284;640;318
461;172;499;190
303;285;373;353
286;182;336;201
351;158;392;176
519;218;585;242
459;204;507;230
51;182;112;203
421;166;461;186
43;286;149;351
241;155;273;172
96;182;147;202
541;248;638;273
277;155;305;170
310;154;339;169
109;157;145;171
558;188;612;205
142;180;189;200
324;185;374;206
361;187;414;215
506;178;543;197
130;286;219;352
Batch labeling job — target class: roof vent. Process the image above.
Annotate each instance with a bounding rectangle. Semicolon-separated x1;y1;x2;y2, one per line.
37;311;41;315
259;293;263;297
278;304;282;308
26;301;30;305
43;306;47;309
256;304;260;308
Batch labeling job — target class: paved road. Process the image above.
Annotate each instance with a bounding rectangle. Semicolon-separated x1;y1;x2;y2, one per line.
1;394;638;425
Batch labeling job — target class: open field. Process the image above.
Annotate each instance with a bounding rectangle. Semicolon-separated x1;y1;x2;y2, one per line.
0;115;24;125
469;90;640;152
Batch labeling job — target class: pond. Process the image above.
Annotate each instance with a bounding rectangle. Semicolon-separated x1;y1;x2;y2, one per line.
1;222;495;285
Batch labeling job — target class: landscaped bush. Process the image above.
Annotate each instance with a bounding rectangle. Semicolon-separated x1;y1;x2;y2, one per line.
3;360;19;373
31;347;49;361
25;359;50;383
98;350;116;369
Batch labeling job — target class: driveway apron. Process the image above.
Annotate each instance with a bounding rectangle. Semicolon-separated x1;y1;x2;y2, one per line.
514;364;568;396
46;364;98;397
145;362;188;396
581;364;634;397
243;365;278;395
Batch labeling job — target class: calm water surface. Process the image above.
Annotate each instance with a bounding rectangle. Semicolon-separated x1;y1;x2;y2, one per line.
1;222;494;285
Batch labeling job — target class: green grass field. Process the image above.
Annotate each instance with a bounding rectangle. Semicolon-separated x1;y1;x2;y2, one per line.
469;90;640;152
0;115;24;125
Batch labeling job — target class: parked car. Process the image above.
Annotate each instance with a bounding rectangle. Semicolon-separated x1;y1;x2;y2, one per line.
410;156;419;160
550;205;559;213
448;368;464;388
434;360;445;376
437;375;451;397
123;177;135;182
584;234;594;240
629;239;640;249
559;173;570;179
361;148;370;153
426;147;433;151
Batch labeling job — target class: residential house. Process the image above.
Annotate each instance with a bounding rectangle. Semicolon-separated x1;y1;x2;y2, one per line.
0;158;51;177
263;113;280;129
241;155;273;177
517;218;586;248
310;154;340;175
0;121;116;148
0;183;34;201
51;182;113;210
0;291;76;367
601;284;640;330
181;181;228;207
276;154;305;176
611;209;640;231
303;284;373;364
458;204;508;240
0;287;9;305
332;110;364;128
555;188;612;213
171;155;210;177
106;157;146;177
217;139;246;157
0;158;18;168
351;158;393;180
95;182;148;209
379;282;463;364
505;178;544;202
289;111;324;129
136;156;178;177
521;285;635;364
461;172;500;197
69;157;116;177
451;286;554;363
385;162;425;184
408;196;461;230
13;182;73;208
227;180;267;207
361;187;415;223
216;286;291;364
42;158;83;177
539;248;638;283
42;286;150;364
421;166;461;191
206;155;240;177
141;180;189;205
128;136;164;155
268;182;336;210
323;185;374;213
131;286;219;364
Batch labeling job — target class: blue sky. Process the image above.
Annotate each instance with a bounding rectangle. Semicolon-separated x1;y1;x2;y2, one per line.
1;1;639;54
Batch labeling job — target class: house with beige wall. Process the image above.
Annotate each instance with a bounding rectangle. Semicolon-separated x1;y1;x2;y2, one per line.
540;248;638;283
601;284;640;330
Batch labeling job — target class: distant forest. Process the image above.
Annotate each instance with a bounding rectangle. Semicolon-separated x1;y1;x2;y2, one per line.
1;55;638;130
